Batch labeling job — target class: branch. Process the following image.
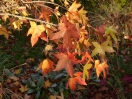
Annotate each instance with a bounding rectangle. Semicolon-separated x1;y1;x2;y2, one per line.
0;13;58;27
20;0;67;11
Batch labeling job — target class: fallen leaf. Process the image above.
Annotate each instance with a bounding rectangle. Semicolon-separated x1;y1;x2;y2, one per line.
15;69;21;75
24;94;31;99
0;26;11;39
0;83;2;99
19;85;28;93
44;80;51;88
9;76;19;81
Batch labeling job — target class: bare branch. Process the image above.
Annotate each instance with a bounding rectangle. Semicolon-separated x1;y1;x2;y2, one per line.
0;13;58;27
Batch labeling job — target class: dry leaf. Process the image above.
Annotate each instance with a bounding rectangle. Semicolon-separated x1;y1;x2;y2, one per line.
0;26;11;39
19;85;28;93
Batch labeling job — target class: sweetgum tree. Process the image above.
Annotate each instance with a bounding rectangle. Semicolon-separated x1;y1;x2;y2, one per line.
0;0;132;94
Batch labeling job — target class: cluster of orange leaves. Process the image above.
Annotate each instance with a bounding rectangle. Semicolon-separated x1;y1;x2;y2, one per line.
0;1;116;90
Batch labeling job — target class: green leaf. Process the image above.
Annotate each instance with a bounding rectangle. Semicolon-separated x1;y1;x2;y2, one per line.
37;77;44;88
35;91;40;99
27;89;34;94
83;62;92;80
105;26;117;43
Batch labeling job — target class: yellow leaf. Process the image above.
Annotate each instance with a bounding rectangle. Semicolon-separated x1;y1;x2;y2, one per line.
78;7;88;25
2;15;8;22
22;10;28;16
26;58;34;62
19;85;28;93
68;1;81;12
12;20;23;30
15;69;21;74
83;61;92;80
49;95;56;99
44;80;51;88
0;26;11;39
27;21;47;46
44;44;53;55
91;41;115;60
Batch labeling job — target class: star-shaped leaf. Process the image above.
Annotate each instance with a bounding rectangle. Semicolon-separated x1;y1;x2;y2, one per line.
91;41;115;59
27;21;48;46
94;60;109;79
19;85;28;93
54;52;80;77
51;16;79;49
105;26;117;43
0;26;11;39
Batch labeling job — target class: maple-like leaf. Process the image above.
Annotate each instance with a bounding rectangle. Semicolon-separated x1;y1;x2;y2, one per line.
54;52;80;77
36;59;54;75
105;26;118;43
54;53;74;77
12;20;23;30
66;72;87;90
83;61;92;80
68;1;81;12
27;21;48;46
44;80;51;88
39;6;53;22
78;7;88;25
66;1;81;21
94;60;109;79
51;16;80;49
0;26;11;39
82;52;94;62
19;85;28;93
91;41;115;59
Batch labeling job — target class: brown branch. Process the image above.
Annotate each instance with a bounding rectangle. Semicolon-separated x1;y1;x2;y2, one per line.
0;13;58;27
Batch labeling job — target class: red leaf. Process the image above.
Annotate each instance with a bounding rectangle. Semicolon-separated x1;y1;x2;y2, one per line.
51;16;79;49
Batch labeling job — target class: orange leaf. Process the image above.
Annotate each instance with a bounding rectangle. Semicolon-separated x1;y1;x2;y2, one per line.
51;16;79;49
54;53;74;77
39;6;53;22
82;52;94;62
27;21;48;46
66;72;87;90
36;59;54;75
67;78;77;90
95;60;109;79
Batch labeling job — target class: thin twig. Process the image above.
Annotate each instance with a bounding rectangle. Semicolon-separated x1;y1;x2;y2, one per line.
0;13;58;27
